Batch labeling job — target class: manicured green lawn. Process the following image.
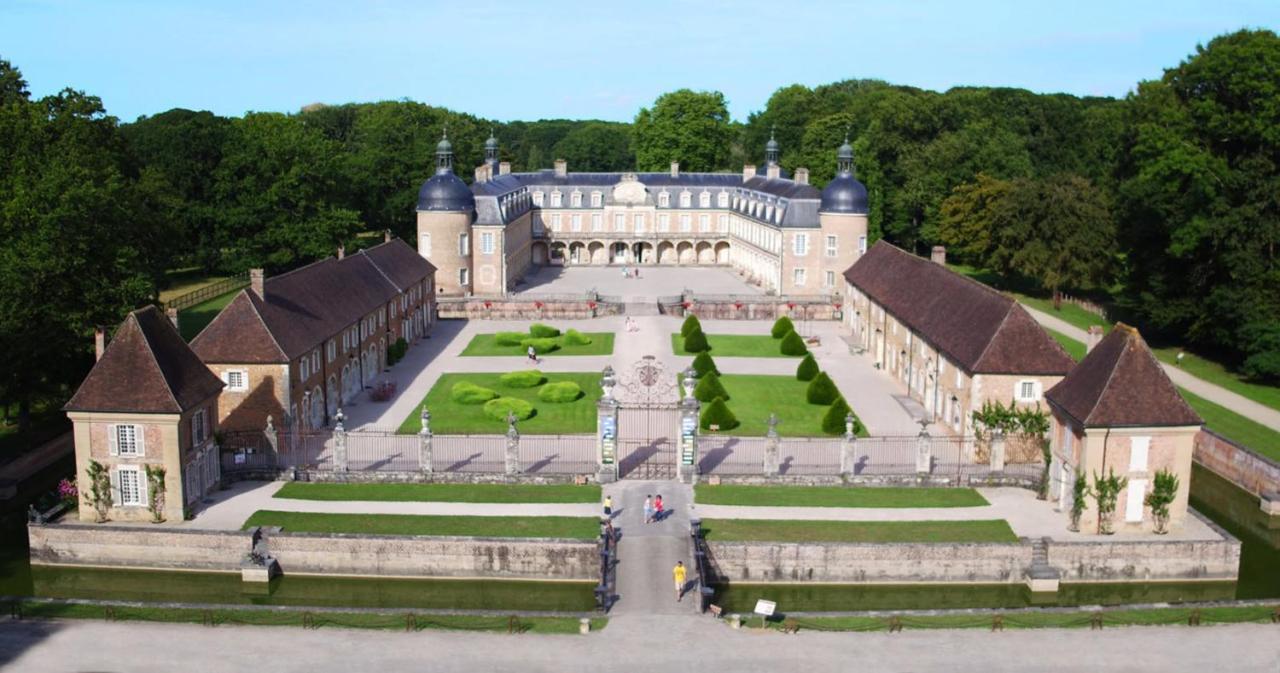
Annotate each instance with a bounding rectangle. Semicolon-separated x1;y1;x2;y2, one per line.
670;333;801;357
694;485;988;508
275;482;602;504
700;518;1018;543
461;332;615;357
397;372;601;435
701;374;867;437
158;268;231;302
759;605;1280;632
242;510;600;539
1047;328;1086;361
1151;346;1280;413
178;289;240;341
1012;294;1110;333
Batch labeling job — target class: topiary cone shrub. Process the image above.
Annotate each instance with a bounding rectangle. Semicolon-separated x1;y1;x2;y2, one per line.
771;316;795;339
680;314;702;338
483;397;536;422
692;351;719;378
700;397;739;431
683;328;709;353
796;353;819;381
694;371;730;402
780;330;808;356
821;396;861;436
806;371;838;405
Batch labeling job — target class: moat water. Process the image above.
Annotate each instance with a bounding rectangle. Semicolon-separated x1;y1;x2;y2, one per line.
1;464;1276;612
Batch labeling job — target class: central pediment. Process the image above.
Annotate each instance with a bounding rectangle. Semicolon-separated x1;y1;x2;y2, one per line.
612;174;648;205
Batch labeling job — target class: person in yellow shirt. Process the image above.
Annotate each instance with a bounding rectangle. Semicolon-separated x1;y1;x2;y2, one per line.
673;561;687;602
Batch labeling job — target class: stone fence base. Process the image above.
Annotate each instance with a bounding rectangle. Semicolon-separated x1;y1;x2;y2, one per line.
1194;428;1280;497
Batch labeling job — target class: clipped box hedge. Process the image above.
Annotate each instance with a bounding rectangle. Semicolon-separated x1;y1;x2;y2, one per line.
521;337;560;354
483;397;536;422
538;381;584;403
500;370;546;388
451;382;499;404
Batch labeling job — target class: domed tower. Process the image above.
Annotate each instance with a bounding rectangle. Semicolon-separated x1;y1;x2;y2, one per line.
764;125;782;178
416;129;477;296
484;129;500;175
819;136;870;301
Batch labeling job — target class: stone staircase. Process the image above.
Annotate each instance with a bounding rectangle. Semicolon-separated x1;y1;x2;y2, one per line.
624;298;660;316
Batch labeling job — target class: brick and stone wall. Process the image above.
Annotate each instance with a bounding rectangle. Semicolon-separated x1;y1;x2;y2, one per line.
436;299;623;320
1193;427;1280;497
707;540;1032;583
29;524;249;570
659;299;840;321
1045;537;1241;582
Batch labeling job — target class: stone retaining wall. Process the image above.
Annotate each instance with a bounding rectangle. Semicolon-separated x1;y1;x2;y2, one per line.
1194;428;1280;497
28;524;249;571
707;541;1033;583
1046;538;1241;582
436;299;622;320
659;300;840;321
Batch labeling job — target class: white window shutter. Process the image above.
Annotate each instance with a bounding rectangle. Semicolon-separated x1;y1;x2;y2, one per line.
220;371;229;385
109;468;122;505
135;426;146;458
107;424;118;456
139;468;150;508
1129;437;1150;472
1126;480;1147;522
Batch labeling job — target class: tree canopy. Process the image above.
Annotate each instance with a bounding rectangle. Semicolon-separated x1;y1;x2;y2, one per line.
632;89;733;172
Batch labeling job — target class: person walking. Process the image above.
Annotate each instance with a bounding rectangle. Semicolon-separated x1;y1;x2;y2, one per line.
527;345;537;365
643;495;654;524
603;494;613;519
654;494;664;522
673;561;687;602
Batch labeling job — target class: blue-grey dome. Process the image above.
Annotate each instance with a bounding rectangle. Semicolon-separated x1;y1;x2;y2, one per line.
416;172;475;211
821;172;869;214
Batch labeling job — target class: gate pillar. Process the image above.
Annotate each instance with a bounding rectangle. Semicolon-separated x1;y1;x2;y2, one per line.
596;367;619;483
915;422;932;476
504;412;521;476
840;412;858;478
763;413;780;477
678;368;700;484
418;407;434;475
333;408;349;474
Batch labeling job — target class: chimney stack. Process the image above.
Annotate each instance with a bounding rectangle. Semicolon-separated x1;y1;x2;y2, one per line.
384;229;392;243
931;246;947;266
1085;325;1105;353
499;161;510;175
743;164;756;181
766;163;781;180
670;161;680;178
474;165;489;183
337;244;345;260
794;167;809;185
94;327;106;361
553;159;567;177
166;307;179;328
249;269;265;298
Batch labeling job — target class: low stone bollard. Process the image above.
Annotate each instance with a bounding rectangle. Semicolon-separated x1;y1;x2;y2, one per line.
729;614;742;629
579;617;591;634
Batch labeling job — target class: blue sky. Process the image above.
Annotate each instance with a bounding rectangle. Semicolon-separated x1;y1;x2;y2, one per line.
3;0;1277;123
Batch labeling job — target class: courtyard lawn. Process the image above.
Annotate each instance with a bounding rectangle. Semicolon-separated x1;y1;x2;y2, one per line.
700;519;1018;543
178;289;240;341
397;372;601;435
461;332;615;357
706;374;868;437
694;485;988;508
275;482;602;504
242;510;600;539
670;333;801;357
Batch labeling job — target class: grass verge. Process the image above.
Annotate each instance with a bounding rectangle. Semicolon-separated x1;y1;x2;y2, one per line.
704;374;868;437
700;518;1018;543
275;482;602;504
178;289;240;341
694;485;988;508
670;333;802;357
13;600;606;634
242;510;600;539
461;332;615;357
397;372;601;435
748;605;1279;632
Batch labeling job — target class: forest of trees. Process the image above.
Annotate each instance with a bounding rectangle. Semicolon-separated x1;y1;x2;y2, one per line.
0;28;1277;438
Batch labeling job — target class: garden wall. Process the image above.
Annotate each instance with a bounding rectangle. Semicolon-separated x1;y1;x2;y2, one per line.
659;298;841;321
1193;428;1280;497
436;299;622;320
28;524;249;571
1046;537;1241;582
706;541;1033;583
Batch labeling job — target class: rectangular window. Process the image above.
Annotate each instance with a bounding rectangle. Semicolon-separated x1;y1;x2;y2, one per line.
793;234;808;256
459;268;469;286
419;233;431;257
300;358;309;381
615;214;626;231
327;341;336;362
480;232;494;254
826;235;838;257
118;467;144;506
551;213;561;232
591;213;602;231
116;424;141;456
793;268;806;286
342;332;349;350
191;408;207;445
1129;436;1150;472
312;350;320;372
659;192;670;207
658;214;669;232
858;236;867;255
533;191;544;207
224;370;248;392
635;214;645;233
699;214;709;231
680;192;691;207
571;192;582;207
718;192;729;207
680;214;691;232
1125;480;1147;522
1016;380;1041;402
699;192;710;208
458;232;469;255
591;192;602;207
718;214;728;231
551;192;562;207
825;271;835;287
571;214;582;231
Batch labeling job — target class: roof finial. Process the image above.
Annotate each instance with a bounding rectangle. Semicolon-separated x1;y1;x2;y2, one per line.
770;124;776;141
442;124;448;140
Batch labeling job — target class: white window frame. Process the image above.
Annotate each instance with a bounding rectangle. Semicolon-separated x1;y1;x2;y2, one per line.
550;191;562;207
658;214;669;232
111;423;144;457
1015;380;1041;402
826;235;838;257
533;191;544;207
480;232;495;255
614;213;626;232
824;270;835;288
571;192;582;207
419;232;431;258
223;369;248;392
635;214;646;233
551;213;561;232
699;191;710;208
191;407;207;446
458;232;469;256
793;268;806;286
1129;436;1150;472
858;235;868;255
699;214;710;231
793;233;809;256
459;268;469;286
680;214;691;232
116;465;146;507
571;214;582;232
717;192;729;208
659;192;670;207
590;191;602;207
1125;480;1147;522
591;213;602;231
300;357;310;381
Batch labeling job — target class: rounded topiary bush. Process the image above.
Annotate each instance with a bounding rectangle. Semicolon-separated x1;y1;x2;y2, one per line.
700;397;739;431
796;353;819;381
562;329;592;346
822;396;857;436
499;370;546;388
483;397;536;422
451;382;499;405
494;331;527;347
780;330;808;356
680;314;702;338
683;329;709;353
538;381;584;403
520;337;560;354
806;371;838;405
771;316;796;339
692;351;719;378
694;371;729;403
529;323;560;338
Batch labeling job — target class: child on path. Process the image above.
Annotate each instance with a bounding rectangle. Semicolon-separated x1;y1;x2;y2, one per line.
673;561;687;602
654;494;664;522
603;495;613;519
643;495;654;524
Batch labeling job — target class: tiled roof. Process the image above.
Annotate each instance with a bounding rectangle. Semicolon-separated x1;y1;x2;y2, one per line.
1046;324;1202;428
65;306;224;414
191;239;433;363
843;241;1076;376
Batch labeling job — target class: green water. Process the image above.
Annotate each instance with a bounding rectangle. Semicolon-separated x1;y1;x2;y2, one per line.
1;465;1276;612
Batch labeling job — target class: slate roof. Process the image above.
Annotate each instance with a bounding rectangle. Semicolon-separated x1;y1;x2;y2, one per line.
1046;324;1202;428
843;241;1075;376
65;306;224;414
190;239;434;363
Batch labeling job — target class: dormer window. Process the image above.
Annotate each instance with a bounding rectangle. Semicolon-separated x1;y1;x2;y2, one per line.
571;192;582;207
699;192;710;208
659;192;670;208
533;191;544;207
718;192;729;208
679;191;691;208
550;191;562;207
590;191;602;207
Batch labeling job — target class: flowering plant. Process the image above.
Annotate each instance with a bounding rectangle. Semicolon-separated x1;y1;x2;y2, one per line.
57;479;78;507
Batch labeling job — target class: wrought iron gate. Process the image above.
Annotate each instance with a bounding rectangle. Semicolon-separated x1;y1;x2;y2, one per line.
615;356;684;480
